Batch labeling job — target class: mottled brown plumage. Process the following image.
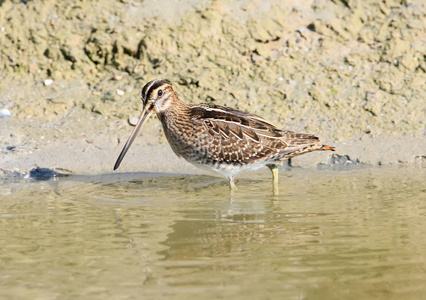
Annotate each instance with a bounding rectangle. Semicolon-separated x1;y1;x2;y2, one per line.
114;79;337;189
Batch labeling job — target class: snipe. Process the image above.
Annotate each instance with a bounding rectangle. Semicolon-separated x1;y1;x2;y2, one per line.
114;79;336;189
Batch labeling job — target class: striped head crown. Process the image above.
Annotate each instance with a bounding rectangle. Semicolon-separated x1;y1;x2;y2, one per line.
141;79;172;106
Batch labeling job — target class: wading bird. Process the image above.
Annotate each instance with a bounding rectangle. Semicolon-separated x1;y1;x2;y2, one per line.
114;79;336;189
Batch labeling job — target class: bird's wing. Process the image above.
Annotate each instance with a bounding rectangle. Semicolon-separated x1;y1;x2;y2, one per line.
191;104;321;163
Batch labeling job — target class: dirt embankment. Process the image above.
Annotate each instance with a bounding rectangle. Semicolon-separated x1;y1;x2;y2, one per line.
0;0;425;176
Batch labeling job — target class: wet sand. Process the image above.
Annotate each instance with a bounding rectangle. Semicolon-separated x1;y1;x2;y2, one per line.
0;0;425;176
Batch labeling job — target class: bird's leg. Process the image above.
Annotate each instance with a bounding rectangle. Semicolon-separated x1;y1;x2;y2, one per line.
267;164;279;184
228;176;237;190
267;164;279;195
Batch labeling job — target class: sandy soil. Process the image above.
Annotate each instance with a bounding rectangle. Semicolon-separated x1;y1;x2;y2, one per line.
0;0;425;177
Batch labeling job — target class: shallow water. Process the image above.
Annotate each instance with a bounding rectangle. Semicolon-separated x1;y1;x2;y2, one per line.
1;167;425;299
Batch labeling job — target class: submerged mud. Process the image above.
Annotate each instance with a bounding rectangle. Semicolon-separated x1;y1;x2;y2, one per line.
0;0;425;175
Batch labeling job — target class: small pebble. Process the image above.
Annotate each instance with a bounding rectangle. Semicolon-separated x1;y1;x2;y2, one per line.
44;79;53;86
129;115;139;126
116;89;125;96
0;109;11;118
112;74;123;81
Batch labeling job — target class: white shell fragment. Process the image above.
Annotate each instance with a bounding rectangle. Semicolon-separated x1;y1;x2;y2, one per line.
44;79;53;86
0;109;11;118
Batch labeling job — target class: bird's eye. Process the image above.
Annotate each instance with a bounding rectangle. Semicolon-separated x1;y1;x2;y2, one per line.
158;90;163;97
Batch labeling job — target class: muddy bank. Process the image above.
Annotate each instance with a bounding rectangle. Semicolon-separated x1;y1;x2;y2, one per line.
0;0;425;176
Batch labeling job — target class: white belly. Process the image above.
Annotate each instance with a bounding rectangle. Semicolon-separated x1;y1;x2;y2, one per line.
186;159;270;179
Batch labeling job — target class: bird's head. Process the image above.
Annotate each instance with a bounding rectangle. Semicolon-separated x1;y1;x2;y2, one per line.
141;79;174;113
113;79;174;170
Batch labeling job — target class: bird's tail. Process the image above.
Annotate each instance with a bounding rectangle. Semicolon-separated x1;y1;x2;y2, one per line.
320;145;337;152
277;143;337;161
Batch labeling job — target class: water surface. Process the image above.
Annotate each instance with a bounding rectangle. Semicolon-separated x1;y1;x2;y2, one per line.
1;167;425;299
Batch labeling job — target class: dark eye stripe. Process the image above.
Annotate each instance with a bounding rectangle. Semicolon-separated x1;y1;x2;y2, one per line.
145;79;170;100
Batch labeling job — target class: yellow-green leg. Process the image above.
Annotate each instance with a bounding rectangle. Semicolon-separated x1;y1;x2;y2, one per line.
267;164;279;184
267;164;279;195
228;176;237;190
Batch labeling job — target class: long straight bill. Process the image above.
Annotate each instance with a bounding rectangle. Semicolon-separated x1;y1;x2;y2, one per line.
113;108;153;170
